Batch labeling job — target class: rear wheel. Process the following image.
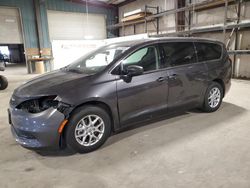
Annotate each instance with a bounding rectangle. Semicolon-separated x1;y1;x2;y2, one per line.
65;105;111;153
0;75;8;90
202;82;223;112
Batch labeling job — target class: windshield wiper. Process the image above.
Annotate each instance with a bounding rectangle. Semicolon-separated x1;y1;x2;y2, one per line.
60;66;69;71
60;66;82;74
67;68;83;74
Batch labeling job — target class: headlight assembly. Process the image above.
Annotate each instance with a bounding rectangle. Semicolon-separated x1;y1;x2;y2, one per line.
16;95;59;113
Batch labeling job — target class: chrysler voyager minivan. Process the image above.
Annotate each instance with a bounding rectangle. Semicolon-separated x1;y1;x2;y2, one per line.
8;38;232;153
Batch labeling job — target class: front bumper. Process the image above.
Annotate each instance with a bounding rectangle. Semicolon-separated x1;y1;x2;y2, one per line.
9;107;65;150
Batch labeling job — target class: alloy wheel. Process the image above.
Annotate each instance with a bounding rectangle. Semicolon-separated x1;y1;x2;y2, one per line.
74;115;105;146
208;87;221;108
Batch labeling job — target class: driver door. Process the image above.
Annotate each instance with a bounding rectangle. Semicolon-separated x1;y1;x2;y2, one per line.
116;45;168;126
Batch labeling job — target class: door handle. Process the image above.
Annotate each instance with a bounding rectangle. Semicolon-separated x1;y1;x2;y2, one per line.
156;77;166;82
168;74;177;79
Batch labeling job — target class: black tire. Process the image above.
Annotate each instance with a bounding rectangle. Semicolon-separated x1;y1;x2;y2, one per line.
65;105;111;153
0;75;8;90
202;82;223;112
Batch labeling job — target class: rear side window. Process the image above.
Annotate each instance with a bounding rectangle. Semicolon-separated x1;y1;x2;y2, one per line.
195;42;222;62
160;42;197;68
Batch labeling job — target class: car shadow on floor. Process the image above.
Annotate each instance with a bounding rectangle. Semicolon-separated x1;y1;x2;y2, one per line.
36;102;247;157
102;102;246;148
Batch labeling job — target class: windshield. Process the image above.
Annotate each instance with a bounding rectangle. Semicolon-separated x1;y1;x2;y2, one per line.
66;45;129;74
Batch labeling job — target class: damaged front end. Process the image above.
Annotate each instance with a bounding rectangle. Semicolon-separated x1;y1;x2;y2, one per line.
14;95;73;118
9;94;74;150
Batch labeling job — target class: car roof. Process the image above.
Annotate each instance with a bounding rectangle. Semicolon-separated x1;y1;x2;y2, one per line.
109;37;224;48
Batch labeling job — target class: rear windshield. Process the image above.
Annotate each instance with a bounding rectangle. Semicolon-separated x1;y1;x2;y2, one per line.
195;42;222;62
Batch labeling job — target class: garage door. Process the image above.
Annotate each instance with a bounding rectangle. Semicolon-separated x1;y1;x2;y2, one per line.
0;7;23;44
47;10;106;40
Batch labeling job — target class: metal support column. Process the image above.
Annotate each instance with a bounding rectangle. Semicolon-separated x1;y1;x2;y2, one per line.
156;6;159;34
33;0;43;57
175;0;178;32
144;5;148;33
188;0;192;35
233;0;242;78
223;0;229;42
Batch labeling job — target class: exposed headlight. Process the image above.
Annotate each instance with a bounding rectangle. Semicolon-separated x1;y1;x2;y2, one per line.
16;95;59;113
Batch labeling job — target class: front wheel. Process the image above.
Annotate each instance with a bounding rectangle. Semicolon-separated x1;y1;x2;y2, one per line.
202;82;223;112
65;105;111;153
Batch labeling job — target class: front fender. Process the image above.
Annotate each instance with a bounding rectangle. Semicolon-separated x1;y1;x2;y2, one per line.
65;97;120;132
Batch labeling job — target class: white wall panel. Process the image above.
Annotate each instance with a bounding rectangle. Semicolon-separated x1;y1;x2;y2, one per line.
0;7;23;44
47;10;106;40
192;6;237;27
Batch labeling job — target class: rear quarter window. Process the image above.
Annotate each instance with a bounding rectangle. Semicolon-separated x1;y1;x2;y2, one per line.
195;42;222;62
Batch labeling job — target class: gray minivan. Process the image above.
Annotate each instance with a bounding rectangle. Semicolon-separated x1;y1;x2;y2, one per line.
8;37;232;153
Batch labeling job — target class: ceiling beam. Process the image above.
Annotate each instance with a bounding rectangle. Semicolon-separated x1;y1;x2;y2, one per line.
117;0;136;7
66;0;116;8
107;0;136;6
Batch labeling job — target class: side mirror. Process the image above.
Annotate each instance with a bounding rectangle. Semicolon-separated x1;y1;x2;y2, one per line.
121;65;143;83
126;65;143;77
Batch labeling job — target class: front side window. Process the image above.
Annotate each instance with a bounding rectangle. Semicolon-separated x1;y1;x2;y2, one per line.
195;42;222;62
122;46;159;72
67;46;128;74
160;42;197;68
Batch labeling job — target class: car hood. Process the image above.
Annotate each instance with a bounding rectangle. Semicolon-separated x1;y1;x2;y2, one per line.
14;70;92;98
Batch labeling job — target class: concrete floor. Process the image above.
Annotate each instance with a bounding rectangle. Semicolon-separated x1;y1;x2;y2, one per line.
0;65;250;188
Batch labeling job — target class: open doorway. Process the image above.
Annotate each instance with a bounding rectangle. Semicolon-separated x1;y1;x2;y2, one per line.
0;44;26;67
